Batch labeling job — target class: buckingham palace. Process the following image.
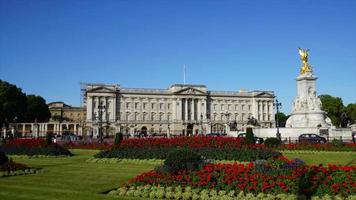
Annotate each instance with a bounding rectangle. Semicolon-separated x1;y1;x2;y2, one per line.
84;83;275;137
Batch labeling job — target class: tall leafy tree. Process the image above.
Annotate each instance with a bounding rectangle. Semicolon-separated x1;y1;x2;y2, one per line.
319;94;344;127
275;112;288;127
0;80;27;126
25;95;51;122
344;103;356;124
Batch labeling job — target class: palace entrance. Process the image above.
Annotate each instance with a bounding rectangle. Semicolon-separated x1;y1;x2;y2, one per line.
186;124;193;136
141;126;147;137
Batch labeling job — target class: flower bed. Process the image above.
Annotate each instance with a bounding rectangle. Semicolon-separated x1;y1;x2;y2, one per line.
119;136;245;149
0;138;73;156
95;136;281;162
110;185;355;200
0;150;43;178
125;157;355;198
62;142;112;150
95;147;280;161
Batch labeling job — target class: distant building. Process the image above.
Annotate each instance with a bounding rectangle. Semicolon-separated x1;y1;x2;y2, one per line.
48;102;86;123
84;84;275;137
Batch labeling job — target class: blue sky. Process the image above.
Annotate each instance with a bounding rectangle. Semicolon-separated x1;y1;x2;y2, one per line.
0;0;355;113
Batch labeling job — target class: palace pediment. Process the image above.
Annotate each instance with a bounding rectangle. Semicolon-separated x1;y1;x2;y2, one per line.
254;91;274;98
87;86;117;93
173;87;206;95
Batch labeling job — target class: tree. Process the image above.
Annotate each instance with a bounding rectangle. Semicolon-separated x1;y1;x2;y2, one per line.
25;95;51;122
0;80;27;126
319;95;344;127
275;112;288;127
245;127;255;145
344;103;356;124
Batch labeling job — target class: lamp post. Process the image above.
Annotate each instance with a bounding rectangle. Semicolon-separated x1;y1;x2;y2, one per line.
34;118;39;138
200;113;203;135
273;99;282;140
167;117;170;138
97;101;106;143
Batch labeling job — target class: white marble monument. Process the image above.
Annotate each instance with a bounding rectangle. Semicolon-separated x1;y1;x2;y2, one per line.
286;48;332;128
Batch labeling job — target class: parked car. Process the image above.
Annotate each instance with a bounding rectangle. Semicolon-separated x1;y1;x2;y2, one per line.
206;132;227;137
298;133;326;144
237;132;264;144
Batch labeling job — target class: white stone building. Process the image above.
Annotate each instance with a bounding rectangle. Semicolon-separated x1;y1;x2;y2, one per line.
84;84;275;137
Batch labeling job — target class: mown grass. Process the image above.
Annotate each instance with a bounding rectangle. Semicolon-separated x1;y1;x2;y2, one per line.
0;149;354;200
0;149;154;200
282;150;356;165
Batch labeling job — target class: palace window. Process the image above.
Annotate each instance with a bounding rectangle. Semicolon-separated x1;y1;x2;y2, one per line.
126;103;130;109
143;103;147;109
151;103;155;109
135;102;139;109
167;103;171;109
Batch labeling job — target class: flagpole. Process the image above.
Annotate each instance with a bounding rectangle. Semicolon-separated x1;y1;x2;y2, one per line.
183;64;186;84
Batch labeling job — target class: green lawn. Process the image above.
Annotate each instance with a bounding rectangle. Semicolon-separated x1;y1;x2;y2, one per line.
0;149;154;200
283;150;356;165
0;149;355;200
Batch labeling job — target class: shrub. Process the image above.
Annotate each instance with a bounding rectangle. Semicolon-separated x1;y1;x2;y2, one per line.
163;148;206;174
0;138;72;156
264;137;282;148
46;133;53;145
95;147;280;161
330;139;344;147
0;151;8;165
245;127;255;145
114;132;123;146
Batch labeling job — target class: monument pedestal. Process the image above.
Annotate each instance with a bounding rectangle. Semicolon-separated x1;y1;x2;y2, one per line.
286;72;331;128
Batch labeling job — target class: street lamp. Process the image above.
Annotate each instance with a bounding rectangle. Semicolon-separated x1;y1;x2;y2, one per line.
34;118;39;138
273;99;282;140
97;101;106;143
200;113;203;135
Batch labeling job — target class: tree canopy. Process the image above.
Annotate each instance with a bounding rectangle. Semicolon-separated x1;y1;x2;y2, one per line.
319;94;344;127
318;94;356;127
275;112;288;127
0;80;50;126
25;95;51;122
0;80;27;125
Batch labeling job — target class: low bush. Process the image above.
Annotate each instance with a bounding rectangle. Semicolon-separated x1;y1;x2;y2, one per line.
95;147;281;162
0;159;29;172
163;148;206;174
0;138;72;156
245;127;255;145
264;137;282;148
46;133;52;145
114;132;123;146
330;139;344;147
0;151;8;165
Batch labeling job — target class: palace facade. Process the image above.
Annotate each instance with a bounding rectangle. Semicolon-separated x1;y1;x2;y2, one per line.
84;84;275;137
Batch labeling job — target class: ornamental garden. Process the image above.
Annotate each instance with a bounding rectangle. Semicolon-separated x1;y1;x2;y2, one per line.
0;132;355;200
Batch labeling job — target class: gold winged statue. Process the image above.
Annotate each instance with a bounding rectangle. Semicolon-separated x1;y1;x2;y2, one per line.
298;48;312;75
